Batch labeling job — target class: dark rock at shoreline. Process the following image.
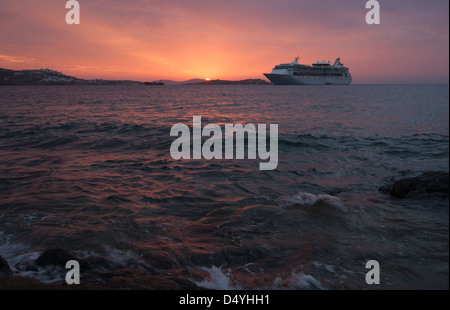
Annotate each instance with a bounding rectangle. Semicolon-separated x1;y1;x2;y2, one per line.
80;269;185;290
0;268;197;290
379;171;449;199
0;270;188;290
0;256;12;275
0;250;203;290
0;275;68;290
35;248;91;270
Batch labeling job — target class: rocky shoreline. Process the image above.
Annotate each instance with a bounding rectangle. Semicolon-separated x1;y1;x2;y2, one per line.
1;171;447;290
379;171;449;199
0;68;144;86
0;249;201;290
0;68;271;86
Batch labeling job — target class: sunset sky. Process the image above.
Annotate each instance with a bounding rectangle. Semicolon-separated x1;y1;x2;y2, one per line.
0;0;448;83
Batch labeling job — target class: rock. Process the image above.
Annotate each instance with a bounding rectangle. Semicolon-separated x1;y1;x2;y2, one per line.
0;252;200;289
0;275;68;290
0;256;12;275
35;248;75;267
380;171;449;199
80;269;184;290
0;271;193;290
35;248;91;270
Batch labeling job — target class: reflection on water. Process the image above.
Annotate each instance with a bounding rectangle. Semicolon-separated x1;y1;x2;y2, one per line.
0;84;448;289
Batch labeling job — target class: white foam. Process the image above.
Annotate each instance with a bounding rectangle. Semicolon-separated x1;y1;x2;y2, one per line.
193;265;238;290
280;191;346;211
104;247;145;266
192;265;327;290
17;266;66;283
273;270;326;290
0;231;52;281
0;232;39;270
0;236;146;283
289;272;326;290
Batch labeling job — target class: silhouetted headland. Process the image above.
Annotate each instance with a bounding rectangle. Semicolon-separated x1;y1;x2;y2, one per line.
0;68;271;86
187;78;270;85
0;68;143;85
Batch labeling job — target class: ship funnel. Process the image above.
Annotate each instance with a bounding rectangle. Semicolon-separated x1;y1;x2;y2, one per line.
333;58;342;67
290;56;300;65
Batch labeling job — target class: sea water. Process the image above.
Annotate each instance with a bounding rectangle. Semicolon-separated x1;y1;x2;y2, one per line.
0;84;448;289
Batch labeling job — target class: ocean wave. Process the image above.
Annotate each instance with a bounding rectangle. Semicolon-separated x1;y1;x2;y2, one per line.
0;233;149;283
278;134;330;150
193;265;238;290
272;271;326;290
192;265;326;290
279;191;346;211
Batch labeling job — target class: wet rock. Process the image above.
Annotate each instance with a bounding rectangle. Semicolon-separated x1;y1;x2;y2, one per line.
0;256;12;275
0;275;68;290
80;269;188;290
1;252;199;290
380;172;449;199
0;271;194;290
35;248;75;267
35;248;91;270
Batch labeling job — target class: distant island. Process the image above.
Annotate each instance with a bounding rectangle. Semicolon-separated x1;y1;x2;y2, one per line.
0;68;271;86
0;68;144;85
187;79;270;85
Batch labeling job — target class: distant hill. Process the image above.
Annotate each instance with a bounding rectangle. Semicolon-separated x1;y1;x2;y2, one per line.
0;68;271;86
0;68;143;85
161;79;206;85
187;79;271;85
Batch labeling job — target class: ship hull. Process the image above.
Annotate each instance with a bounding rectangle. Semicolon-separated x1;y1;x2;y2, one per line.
264;73;352;85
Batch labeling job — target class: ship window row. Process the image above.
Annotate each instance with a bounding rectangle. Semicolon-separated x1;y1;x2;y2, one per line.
293;72;346;77
275;65;347;72
294;69;347;73
304;68;345;72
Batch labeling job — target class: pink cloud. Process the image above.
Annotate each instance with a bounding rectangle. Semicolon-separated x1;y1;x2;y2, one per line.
0;0;448;83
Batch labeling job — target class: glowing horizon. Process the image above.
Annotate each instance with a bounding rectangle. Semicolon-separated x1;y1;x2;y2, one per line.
0;0;448;83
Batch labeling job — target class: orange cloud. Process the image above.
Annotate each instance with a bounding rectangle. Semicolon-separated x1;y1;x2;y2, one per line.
0;0;448;83
0;54;35;64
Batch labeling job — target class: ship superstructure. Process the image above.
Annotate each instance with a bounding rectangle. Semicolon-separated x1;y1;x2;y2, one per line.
264;57;352;85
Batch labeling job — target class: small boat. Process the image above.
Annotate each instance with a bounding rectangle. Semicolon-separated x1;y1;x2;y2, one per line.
144;80;164;86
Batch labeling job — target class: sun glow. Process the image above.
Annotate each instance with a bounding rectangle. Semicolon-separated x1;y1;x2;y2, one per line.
205;78;210;81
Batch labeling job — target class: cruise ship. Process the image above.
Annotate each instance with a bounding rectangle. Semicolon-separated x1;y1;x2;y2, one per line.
264;57;352;85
